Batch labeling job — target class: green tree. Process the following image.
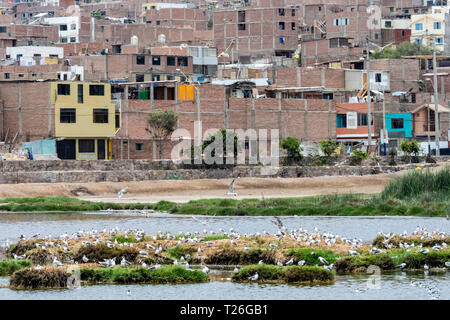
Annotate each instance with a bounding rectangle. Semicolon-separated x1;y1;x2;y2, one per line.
371;42;438;59
319;139;339;157
280;137;303;164
192;129;239;164
146;110;178;160
400;139;420;156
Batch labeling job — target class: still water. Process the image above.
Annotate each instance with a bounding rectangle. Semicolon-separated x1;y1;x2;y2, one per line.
0;211;448;300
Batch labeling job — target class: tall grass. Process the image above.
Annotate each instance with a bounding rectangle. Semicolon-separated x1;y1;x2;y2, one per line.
0;259;32;276
381;166;450;201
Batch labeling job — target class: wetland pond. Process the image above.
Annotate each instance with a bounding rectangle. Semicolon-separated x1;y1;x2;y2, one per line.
0;211;448;300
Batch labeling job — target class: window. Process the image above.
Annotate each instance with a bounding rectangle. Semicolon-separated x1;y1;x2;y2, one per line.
375;73;382;83
415;23;423;30
384;21;392;28
291;9;295;16
167;56;176;66
156;20;160;25
291;22;296;30
135;143;143;151
0;26;6;33
89;85;104;96
93;109;108;123
4;73;10;79
401;30;405;37
57;84;70;95
79;139;95;153
115;114;120;129
358;113;368;126
333;18;349;26
279;36;285;44
434;22;441;30
152;56;160;65
278;8;285;16
60;108;76;123
60;37;67;43
136;55;145;65
33;53;41;57
77;84;83;104
70;37;76;43
16;54;23;60
336;114;347;128
71;24;76;30
59;24;67;31
238;23;246;30
177;57;188;66
436;37;443;45
101;26;104;32
18;74;24;78
136;74;144;82
152;75;160;81
391;118;404;129
415;39;422;45
329;38;349;48
374;33;379;40
279;22;285;30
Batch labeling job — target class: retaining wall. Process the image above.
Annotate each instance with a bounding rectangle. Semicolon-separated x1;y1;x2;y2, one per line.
0;158;439;184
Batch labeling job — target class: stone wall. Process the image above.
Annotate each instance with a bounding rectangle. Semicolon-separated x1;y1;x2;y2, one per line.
0;158;441;184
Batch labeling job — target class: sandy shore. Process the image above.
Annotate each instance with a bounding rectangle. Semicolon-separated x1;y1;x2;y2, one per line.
0;172;401;203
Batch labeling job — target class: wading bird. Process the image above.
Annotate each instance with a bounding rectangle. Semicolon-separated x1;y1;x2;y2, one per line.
248;272;259;281
226;179;237;196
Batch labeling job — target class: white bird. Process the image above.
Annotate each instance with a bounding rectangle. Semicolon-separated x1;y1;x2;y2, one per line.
243;246;250;251
318;257;329;265
248;272;258;281
53;257;64;267
121;257;131;266
226;179;237;196
420;249;429;254
285;258;294;266
258;260;264;265
198;247;203;253
233;266;239;273
82;255;89;263
348;250;360;256
269;243;278;248
298;260;306;266
173;259;178;265
202;266;210;274
139;250;148;256
230;240;237;246
127;290;131;296
424;264;429;271
35;265;42;270
13;254;26;260
396;263;407;269
277;260;283;266
118;187;128;199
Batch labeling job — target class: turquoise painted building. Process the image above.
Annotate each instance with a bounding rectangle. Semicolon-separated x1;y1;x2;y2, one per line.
385;113;412;138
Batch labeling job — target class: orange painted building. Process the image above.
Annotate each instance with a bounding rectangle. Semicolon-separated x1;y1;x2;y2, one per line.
335;102;377;141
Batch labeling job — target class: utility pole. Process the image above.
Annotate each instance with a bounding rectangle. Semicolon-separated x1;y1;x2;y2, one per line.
432;34;440;156
366;37;372;150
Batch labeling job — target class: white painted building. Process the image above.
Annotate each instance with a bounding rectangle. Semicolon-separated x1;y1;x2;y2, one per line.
43;16;79;43
6;46;63;65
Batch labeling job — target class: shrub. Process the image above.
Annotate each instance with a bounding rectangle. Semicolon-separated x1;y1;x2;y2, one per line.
351;149;369;165
319;140;339;157
280;137;303;164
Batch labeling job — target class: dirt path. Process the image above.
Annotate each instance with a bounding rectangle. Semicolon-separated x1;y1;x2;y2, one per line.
0;163;445;203
0;172;400;203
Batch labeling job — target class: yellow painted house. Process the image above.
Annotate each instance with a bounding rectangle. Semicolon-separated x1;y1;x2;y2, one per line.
51;81;116;160
410;9;445;52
